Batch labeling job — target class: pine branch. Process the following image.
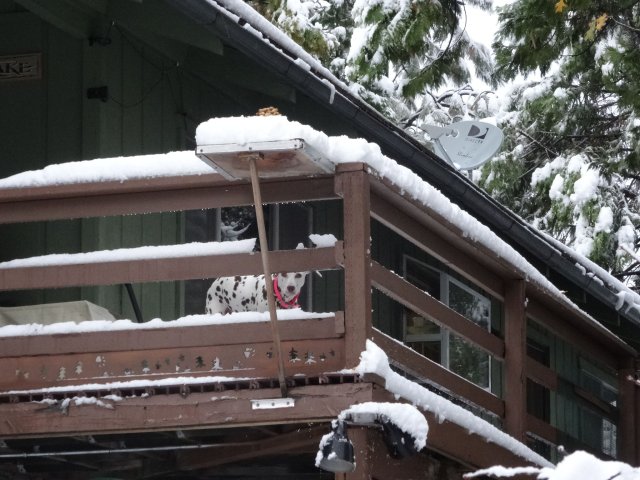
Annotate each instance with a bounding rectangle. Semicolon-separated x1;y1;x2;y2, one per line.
610;17;640;34
517;129;560;157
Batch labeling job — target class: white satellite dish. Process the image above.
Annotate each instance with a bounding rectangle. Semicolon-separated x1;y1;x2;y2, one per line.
425;121;504;170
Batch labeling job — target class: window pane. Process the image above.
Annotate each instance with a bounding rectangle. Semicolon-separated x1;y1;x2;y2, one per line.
448;280;490;329
448;279;491;389
449;334;490;388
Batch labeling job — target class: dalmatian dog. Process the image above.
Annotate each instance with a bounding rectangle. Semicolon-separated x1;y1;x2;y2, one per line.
205;272;308;315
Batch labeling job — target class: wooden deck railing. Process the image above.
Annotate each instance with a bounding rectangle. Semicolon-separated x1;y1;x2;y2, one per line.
0;161;637;462
364;172;637;463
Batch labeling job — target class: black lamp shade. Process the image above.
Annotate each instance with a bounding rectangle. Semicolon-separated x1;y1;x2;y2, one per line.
381;418;418;459
318;422;356;473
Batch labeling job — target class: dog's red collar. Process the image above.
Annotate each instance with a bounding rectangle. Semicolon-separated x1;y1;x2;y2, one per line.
273;276;300;309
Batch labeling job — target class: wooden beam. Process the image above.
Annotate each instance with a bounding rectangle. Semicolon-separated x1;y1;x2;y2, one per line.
176;424;327;470
618;363;637;465
0;313;343;357
372;329;504;417
373;389;542;469
335;164;372;368
526;414;558;445
370;187;505;301
0;383;374;438
0;175;337;224
526;285;635;358
2;338;346;392
525;358;558;391
371;261;504;358
0;243;343;291
504;279;527;442
346;426;372;480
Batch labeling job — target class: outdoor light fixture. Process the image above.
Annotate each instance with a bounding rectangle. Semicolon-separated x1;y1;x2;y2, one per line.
318;421;356;473
380;417;418;459
317;414;419;473
196;137;333;397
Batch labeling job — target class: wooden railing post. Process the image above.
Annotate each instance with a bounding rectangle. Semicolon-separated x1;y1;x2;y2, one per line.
335;163;371;368
618;359;638;464
504;279;527;442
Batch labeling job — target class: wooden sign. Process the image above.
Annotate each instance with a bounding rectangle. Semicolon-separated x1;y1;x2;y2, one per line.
0;53;41;81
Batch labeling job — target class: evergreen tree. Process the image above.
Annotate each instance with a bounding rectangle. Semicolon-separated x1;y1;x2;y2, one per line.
249;0;494;121
478;0;640;285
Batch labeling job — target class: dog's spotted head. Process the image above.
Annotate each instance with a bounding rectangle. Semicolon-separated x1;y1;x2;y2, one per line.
275;271;308;302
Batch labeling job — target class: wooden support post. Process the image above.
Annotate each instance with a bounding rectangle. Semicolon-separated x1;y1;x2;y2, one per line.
335;164;372;368
618;358;638;464
343;427;372;480
249;157;287;397
504;279;527;442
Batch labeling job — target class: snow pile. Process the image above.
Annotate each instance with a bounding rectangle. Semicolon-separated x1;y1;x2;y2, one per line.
0;239;256;269
339;402;428;450
355;340;552;467
0;309;333;338
0;151;211;189
308;233;338;248
5;375;255;396
465;450;640;479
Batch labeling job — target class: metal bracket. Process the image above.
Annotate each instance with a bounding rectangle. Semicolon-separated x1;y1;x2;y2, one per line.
251;398;295;410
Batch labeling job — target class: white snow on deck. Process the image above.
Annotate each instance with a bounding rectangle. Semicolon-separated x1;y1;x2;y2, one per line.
0;308;333;338
0;239;256;269
0;151;211;189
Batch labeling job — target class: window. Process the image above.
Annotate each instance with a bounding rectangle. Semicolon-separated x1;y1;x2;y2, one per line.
403;256;492;390
579;366;618;457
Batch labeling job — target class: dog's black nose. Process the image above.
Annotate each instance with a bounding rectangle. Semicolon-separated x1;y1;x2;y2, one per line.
287;285;296;292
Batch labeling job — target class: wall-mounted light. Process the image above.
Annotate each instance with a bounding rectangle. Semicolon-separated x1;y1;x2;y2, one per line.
316;414;420;473
380;417;418;458
317;421;356;473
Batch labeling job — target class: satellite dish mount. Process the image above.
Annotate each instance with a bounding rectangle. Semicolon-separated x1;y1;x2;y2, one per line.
424;120;504;171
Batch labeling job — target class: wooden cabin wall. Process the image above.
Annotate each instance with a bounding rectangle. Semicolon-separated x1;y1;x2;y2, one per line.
527;319;620;459
0;4;237;319
0;7;84;307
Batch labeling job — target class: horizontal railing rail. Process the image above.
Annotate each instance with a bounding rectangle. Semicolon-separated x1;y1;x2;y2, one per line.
0;313;345;392
372;329;504;417
0;174;338;223
371;261;504;359
0;243;343;291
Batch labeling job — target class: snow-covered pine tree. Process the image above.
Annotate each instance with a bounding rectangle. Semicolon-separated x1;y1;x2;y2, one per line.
249;0;494;123
479;0;640;286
